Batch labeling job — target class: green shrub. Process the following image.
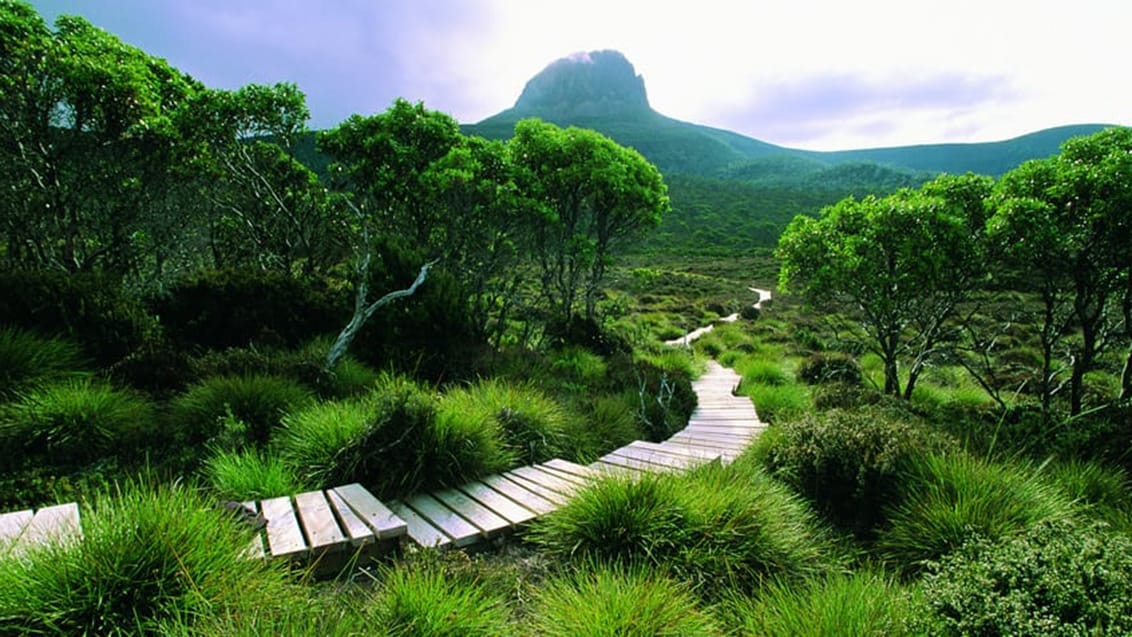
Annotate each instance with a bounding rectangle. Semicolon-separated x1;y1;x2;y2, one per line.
741;382;810;423
612;356;697;441
878;453;1078;572
531;461;840;595
366;562;512;637
569;393;643;461
737;357;790;386
811;381;881;410
550;346;609;388
0;480;293;635
170;374;314;448
796;352;862;385
756;407;954;538
0;379;154;469
723;571;913;636
204;448;308;501
912;521;1132;636
529;565;720;636
0;327;87;398
438;379;567;465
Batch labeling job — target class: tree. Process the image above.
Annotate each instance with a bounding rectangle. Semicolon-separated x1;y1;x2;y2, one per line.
777;176;989;398
510;119;669;323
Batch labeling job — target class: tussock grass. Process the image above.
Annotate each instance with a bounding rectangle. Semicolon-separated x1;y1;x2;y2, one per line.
721;571;913;636
0;327;87;398
170;374;313;448
741;382;810;423
369;562;512;636
529;564;720;636
878;453;1078;572
204;447;307;501
0;480;293;636
438;379;567;465
0;379;154;468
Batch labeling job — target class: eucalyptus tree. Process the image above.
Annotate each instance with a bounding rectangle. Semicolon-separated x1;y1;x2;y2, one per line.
777;175;990;399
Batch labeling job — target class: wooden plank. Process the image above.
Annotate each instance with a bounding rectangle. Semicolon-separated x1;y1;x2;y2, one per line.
260;496;308;559
609;446;695;469
332;483;407;540
509;466;583;496
325;489;376;547
480;475;558;515
599;452;674;473
404;494;481;547
241;501;266;559
532;463;592;488
667;435;746;453
590;459;643;476
294;491;349;553
500;472;570;505
458;481;538;525
432;489;511;536
0;510;33;545
21;502;82;547
630;440;719;461
542;458;600;480
389;500;451;548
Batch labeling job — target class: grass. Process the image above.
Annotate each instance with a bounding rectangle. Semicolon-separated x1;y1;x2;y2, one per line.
204;447;308;501
437;379;568;465
740;382;810;423
0;326;87;398
170;374;314;448
368;562;513;636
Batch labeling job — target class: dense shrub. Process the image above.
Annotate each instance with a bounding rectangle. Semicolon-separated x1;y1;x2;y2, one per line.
531;461;840;596
0;481;293;635
797;351;862;385
756;406;955;538
169;374;314;449
878;453;1078;572
437;379;568;465
368;563;512;637
0;270;154;366
607;355;697;441
0;327;87;398
152;268;344;350
913;521;1132;636
530;565;720;636
0;379;155;470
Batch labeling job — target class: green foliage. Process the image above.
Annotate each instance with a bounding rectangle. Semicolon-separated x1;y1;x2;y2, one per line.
572;393;644;460
913;521;1132;636
529;565;720;636
170;374;313;449
368;562;512;637
740;382;810;424
737;356;790;386
0;326;87;398
438;379;568;465
185;340;379;399
796;351;862;385
722;571;914;636
0;379;154;469
204;447;307;501
756;407;955;538
530;461;840;595
878;453;1078;572
0;480;293;635
1047;459;1132;530
549;346;609;389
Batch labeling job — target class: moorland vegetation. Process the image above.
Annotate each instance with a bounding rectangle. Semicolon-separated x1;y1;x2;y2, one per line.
2;2;1132;634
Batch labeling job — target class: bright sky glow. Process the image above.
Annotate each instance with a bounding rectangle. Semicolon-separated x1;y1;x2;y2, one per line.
29;0;1132;150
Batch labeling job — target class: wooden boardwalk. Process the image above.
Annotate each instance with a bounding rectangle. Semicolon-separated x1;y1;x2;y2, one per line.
1;362;761;567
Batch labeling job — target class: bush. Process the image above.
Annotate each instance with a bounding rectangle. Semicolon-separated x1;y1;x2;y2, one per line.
0;379;155;470
877;453;1078;573
185;341;380;399
913;521;1132;636
367;562;512;637
609;356;697;441
437;379;567;465
568;393;644;461
797;352;862;385
529;565;720;636
0;480;293;635
170;374;314;448
811;381;881;410
741;382;810;424
756;407;954;538
0;327;87;399
723;571;913;636
204;448;308;502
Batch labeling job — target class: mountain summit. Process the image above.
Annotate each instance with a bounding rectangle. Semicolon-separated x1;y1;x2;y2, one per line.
511;50;651;119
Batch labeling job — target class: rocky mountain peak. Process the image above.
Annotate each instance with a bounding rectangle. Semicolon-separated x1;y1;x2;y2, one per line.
512;50;651;119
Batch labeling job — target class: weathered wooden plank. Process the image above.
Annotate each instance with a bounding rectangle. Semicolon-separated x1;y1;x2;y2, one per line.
480;475;558;515
667;435;747;453
590;459;643;476
509;466;583;496
500;472;570;505
240;501;266;559
325;489;376;547
600;452;675;473
21;502;82;547
630;440;718;461
405;493;482;547
432;488;511;536
609;445;695;469
332;483;407;540
542;458;600;480
389;500;451;548
294;491;349;553
458;481;539;525
260;496;308;559
0;510;33;545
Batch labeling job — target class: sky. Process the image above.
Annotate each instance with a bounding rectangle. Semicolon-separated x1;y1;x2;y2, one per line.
28;0;1132;151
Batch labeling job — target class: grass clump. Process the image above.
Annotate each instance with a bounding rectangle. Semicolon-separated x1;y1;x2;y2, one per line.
204;447;308;501
0;327;87;398
755;406;955;538
877;452;1078;572
367;562;513;636
721;571;913;636
528;564;720;636
170;374;313;448
0;480;292;635
0;379;154;469
438;379;567;465
740;382;810;423
912;520;1132;636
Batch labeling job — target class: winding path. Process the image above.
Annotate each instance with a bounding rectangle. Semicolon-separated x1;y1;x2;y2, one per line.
665;287;772;347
